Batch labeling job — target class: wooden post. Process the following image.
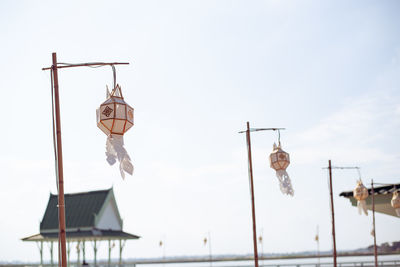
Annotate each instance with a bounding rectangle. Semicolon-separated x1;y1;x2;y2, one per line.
93;240;98;267
208;232;212;267
371;180;378;267
37;241;43;266
50;241;54;267
328;160;337;267
83;240;86;263
51;52;67;267
246;122;259;267
76;241;81;266
119;239;126;267
67;241;71;267
108;240;112;267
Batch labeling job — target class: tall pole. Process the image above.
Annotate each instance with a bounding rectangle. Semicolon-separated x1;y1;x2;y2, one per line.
328;160;337;267
52;52;67;267
371;180;378;267
208;231;212;267
246;121;259;267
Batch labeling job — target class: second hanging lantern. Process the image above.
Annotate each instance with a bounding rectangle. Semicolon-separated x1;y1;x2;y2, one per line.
353;180;369;215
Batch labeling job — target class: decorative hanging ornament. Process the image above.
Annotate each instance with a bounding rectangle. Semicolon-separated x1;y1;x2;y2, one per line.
97;84;134;179
353;180;369;215
269;142;294;196
391;190;400;217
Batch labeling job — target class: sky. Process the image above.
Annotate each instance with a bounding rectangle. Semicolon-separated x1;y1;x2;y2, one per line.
0;0;400;263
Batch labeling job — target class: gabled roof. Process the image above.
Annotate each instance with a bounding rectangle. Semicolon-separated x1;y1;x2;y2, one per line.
40;189;112;231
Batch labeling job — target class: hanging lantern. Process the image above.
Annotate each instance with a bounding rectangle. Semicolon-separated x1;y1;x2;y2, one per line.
353;180;369;215
269;142;294;196
97;84;134;179
391;190;400;217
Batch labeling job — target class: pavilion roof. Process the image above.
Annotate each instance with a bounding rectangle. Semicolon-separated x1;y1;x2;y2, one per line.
40;189;111;231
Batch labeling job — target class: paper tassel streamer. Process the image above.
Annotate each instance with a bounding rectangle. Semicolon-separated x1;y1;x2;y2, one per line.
353;180;369;215
391;191;400;217
97;84;134;179
269;142;294;196
106;135;133;179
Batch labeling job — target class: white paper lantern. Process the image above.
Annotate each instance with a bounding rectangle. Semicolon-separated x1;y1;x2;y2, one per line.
391;191;400;217
269;142;294;196
97;85;134;178
353;180;369;215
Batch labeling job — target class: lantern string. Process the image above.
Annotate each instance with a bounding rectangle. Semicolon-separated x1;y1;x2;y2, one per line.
57;62;119;90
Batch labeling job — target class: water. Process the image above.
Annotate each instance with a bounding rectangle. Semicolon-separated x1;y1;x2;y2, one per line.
125;255;400;267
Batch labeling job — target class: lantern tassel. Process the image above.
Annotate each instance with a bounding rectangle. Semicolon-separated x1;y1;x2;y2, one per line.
276;170;294;196
105;134;133;179
395;208;400;217
357;199;368;215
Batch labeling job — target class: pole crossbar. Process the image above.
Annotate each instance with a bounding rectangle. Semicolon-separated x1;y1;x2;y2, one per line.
238;127;285;134
42;62;129;71
322;166;360;170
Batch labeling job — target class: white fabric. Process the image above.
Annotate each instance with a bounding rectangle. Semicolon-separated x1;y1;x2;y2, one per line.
357;200;368;215
275;170;294;196
105;135;133;179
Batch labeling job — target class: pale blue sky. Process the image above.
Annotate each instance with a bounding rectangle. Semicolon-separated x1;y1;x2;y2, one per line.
0;0;399;262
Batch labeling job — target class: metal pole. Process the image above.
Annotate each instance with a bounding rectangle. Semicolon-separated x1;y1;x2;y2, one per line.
246;121;259;267
371;180;378;267
52;52;67;267
328;160;337;267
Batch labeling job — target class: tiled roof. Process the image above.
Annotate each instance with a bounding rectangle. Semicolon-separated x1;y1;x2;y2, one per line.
40;189;111;231
339;183;400;197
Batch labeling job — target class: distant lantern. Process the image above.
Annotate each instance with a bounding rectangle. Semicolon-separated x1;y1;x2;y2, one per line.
391;191;400;217
353;180;369;215
269;142;294;196
97;84;134;179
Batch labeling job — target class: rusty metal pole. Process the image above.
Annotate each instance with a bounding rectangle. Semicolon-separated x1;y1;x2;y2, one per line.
371;180;378;267
52;52;67;267
328;160;337;267
246;122;259;267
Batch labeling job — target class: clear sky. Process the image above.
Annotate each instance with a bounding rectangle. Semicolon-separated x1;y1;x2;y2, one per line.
0;0;399;263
